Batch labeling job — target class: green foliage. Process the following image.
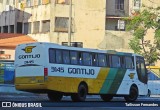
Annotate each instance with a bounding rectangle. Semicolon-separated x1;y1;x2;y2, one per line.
126;8;160;65
133;27;145;39
129;37;141;54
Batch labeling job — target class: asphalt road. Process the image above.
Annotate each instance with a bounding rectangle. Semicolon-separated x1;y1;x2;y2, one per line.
0;94;160;110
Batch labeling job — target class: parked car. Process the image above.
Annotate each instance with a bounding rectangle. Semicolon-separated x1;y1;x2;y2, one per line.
147;67;160;96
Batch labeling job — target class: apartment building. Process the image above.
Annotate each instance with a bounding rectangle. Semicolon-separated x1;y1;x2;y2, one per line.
0;0;106;48
0;0;157;60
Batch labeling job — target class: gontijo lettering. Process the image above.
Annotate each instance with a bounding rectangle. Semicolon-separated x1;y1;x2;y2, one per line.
68;68;95;75
18;54;40;59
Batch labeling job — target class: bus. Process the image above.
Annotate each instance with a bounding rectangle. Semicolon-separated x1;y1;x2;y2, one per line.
0;60;14;84
14;42;148;102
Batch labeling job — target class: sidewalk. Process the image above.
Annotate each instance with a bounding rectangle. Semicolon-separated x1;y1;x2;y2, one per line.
0;84;31;94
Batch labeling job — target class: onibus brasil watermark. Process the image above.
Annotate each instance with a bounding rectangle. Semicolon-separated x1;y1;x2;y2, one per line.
2;102;42;108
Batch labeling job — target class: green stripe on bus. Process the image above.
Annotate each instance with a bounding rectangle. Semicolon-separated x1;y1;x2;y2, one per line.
107;69;126;94
100;68;118;93
100;68;126;94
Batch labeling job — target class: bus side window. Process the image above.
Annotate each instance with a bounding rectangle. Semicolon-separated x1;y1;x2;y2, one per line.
110;55;121;68
83;52;92;66
125;56;134;69
78;52;82;65
121;56;125;68
92;53;98;66
56;50;62;63
98;54;107;67
70;51;78;65
62;50;70;64
49;49;55;63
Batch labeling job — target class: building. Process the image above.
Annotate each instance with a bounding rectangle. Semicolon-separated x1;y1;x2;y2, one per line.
0;0;158;61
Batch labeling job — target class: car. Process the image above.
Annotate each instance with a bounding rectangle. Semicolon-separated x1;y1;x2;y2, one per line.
147;68;160;96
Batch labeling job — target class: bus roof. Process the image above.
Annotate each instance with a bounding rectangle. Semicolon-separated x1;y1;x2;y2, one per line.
17;42;140;56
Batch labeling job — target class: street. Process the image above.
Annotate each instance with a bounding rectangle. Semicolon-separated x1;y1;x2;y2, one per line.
0;93;160;110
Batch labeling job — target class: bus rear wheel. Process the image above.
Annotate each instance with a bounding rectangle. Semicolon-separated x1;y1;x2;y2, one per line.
100;94;113;101
124;86;138;102
71;84;88;102
48;92;63;102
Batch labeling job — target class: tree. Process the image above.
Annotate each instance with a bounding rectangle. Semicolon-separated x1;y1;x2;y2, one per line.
126;6;160;65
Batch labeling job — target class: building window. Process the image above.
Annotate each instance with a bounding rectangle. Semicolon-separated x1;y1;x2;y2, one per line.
0;51;5;54
24;22;31;34
17;22;22;33
56;0;70;5
33;21;40;33
10;25;14;33
55;17;68;32
115;0;124;10
133;0;141;10
3;26;8;33
117;20;125;31
42;20;50;33
62;42;83;48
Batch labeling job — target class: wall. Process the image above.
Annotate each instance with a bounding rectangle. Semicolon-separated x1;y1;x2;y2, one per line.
50;0;106;49
22;4;51;42
142;0;160;8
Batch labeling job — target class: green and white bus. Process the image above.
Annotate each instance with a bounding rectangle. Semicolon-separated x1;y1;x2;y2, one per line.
15;42;148;102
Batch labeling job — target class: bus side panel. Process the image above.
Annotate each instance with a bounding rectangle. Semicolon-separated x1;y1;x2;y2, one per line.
116;69;148;95
47;64;102;93
99;68;127;95
47;68;110;94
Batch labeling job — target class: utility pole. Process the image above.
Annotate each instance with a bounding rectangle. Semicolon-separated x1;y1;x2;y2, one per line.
68;0;72;46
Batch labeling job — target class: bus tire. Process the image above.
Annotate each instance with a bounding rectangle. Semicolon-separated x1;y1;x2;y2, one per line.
100;94;113;102
71;84;88;102
48;92;63;102
124;86;138;102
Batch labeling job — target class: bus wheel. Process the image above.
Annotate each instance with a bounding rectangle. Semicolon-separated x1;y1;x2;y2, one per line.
124;86;138;102
48;92;63;102
71;84;88;102
100;94;113;102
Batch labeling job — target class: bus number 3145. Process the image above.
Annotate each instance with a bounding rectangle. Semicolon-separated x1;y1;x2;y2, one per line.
51;67;64;73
